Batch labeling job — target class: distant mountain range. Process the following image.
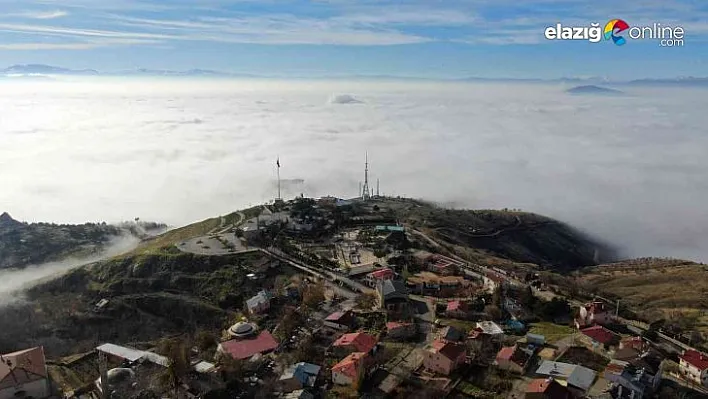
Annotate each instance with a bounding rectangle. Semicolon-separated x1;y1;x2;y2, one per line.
1;64;707;87
565;85;624;95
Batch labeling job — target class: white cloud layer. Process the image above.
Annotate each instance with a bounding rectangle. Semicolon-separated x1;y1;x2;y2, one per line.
1;79;707;262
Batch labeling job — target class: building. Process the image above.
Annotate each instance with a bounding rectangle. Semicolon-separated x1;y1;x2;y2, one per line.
96;343;169;367
0;346;50;399
437;326;464;342
679;349;708;386
331;332;378;356
377;279;409;314
495;345;532;374
575;300;610;328
331;352;367;386
423;340;467;376
227;320;258;339
525;378;575;399
475;321;504;340
427;254;464;276
216;331;279;361
580;325;620;349
445;300;470;319
604;357;663;399
365;268;395;287
284;389;314;399
386;322;416;340
246;291;271;314
526;333;546;347
279;362;321;393
324;311;358;331
535;361;597;396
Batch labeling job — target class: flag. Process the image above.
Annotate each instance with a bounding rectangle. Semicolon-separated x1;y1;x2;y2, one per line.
276;157;280;168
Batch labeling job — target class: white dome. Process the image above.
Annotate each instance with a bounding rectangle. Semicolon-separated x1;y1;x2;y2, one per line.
228;321;256;337
106;368;134;383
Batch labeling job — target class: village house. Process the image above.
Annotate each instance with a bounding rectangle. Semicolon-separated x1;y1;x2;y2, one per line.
324;310;358;331
423;340;467;376
525;378;575;399
679;349;708;387
604;354;664;399
279;362;321;393
535;361;597;397
330;332;378;358
246;290;271;314
377;279;409;315
364;268;395;288
427;254;463;276
283;389;314;399
473;321;504;341
405;272;469;297
437;326;465;342
445;300;470;319
216;331;279;361
331;352;367;386
495;345;533;374
0;346;50;399
575;300;610;328
526;333;546;347
579;325;620;350
386;321;416;340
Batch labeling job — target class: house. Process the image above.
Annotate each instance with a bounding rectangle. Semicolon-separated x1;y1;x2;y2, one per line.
437;326;464;342
495;345;532;374
386;321;416;340
525;378;575;399
603;355;663;399
526;333;546;346
365;268;395;287
423;340;467;376
427;255;462;276
475;321;504;340
246;291;271;314
580;325;620;349
216;331;279;360
535;361;597;396
331;332;378;357
406;272;469;296
377;279;409;314
284;389;314;399
279;362;321;392
324;311;357;331
0;346;50;399
575;300;610;328
679;349;708;386
331;352;367;386
96;343;169;367
445;300;470;319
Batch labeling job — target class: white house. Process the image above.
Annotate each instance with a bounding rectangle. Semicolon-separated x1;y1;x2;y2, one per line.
246;291;271;314
331;352;366;386
576;301;610;328
679;350;708;386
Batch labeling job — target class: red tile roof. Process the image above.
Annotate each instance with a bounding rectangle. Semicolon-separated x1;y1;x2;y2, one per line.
681;350;708;371
447;300;461;312
526;378;573;398
369;268;394;280
496;346;516;361
332;352;366;379
220;331;279;360
333;332;377;353
0;347;47;389
581;325;619;345
430;340;466;362
386;321;412;330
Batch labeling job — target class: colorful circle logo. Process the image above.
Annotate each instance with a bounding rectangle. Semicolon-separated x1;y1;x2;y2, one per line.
604;19;630;45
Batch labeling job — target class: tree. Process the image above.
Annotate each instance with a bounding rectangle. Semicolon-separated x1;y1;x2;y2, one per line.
356;292;378;310
492;287;503;308
157;338;191;398
520;285;536;309
218;355;245;383
194;330;217;354
484;305;502;321
302;280;326;309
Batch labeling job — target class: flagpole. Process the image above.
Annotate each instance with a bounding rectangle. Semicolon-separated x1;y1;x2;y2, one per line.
277;157;281;200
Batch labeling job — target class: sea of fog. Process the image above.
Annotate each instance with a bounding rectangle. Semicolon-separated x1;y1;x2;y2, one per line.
1;78;707;262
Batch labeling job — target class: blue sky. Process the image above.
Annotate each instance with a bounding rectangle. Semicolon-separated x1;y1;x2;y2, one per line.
0;0;706;79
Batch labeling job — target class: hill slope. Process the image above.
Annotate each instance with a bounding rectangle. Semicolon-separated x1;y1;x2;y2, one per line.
398;203;612;271
0;249;291;357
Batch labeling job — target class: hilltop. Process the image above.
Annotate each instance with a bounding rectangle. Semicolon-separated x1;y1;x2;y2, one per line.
0;212;165;270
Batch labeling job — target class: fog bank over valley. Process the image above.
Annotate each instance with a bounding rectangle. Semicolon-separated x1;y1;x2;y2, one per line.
1;79;707;261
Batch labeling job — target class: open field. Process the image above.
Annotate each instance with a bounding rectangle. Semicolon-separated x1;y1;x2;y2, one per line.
527;322;575;344
578;259;708;333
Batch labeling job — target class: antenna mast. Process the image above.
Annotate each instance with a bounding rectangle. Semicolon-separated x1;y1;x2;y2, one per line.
362;152;370;201
376;178;380;197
